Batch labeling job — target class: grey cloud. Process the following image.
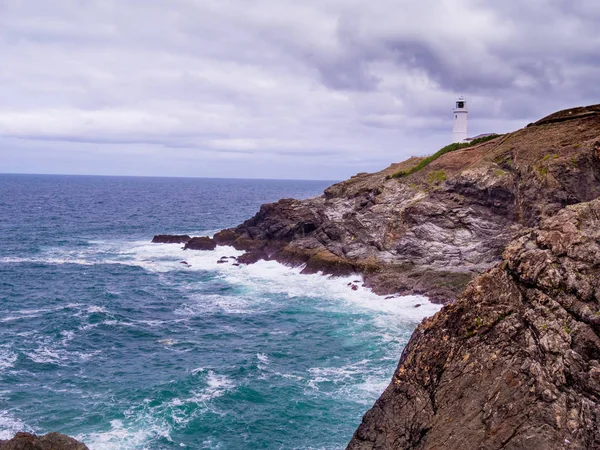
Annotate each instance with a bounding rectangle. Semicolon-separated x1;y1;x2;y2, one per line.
0;0;598;179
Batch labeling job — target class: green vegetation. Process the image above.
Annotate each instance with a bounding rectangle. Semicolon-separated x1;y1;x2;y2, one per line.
537;166;549;176
475;317;484;328
496;311;513;323
427;170;447;184
564;323;572;335
390;134;501;179
542;154;559;162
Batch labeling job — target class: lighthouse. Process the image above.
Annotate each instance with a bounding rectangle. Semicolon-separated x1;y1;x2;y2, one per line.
452;96;468;143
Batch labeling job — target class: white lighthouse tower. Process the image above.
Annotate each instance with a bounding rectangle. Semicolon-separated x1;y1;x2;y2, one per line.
452;96;468;143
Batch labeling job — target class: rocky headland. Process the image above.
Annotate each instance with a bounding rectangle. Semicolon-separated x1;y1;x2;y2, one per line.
160;104;600;304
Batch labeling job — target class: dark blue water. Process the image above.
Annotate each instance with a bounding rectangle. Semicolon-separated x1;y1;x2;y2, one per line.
0;174;439;449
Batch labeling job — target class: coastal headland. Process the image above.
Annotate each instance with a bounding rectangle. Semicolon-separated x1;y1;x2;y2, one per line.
162;104;600;305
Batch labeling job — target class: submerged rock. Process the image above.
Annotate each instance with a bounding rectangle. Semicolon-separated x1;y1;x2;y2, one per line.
0;432;88;450
347;198;600;449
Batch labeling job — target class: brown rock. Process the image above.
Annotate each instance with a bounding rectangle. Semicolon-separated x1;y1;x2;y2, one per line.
151;234;191;244
347;198;600;450
183;236;216;251
0;432;88;450
237;251;268;265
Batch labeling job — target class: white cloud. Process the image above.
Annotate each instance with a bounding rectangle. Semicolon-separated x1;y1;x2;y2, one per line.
0;0;598;179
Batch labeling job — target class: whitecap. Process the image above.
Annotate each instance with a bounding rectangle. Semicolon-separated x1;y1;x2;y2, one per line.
0;411;34;440
76;418;171;450
60;330;75;343
0;346;17;372
26;347;62;365
190;370;235;403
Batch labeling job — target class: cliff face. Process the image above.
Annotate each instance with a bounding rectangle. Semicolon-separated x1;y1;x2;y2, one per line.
213;105;600;302
347;197;600;450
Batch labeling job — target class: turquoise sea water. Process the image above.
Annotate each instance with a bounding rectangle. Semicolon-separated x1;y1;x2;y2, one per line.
0;174;440;449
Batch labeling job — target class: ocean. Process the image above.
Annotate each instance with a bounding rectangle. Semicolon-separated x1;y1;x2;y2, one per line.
0;174;440;449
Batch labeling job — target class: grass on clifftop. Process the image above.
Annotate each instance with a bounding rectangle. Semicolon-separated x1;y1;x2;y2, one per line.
389;134;501;179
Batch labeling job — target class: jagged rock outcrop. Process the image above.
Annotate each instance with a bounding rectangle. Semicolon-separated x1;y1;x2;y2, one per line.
347;198;600;450
152;234;191;244
0;432;88;450
207;105;600;302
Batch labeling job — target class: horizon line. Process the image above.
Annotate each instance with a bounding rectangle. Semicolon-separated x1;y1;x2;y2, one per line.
0;171;341;183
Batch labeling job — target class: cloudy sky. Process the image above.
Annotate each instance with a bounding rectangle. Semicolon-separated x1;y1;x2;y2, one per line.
1;0;599;180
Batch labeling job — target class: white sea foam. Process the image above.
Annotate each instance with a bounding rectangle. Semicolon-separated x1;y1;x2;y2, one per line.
0;256;96;266
191;370;235;403
0;346;17;372
0;306;61;323
60;330;75;343
25;339;100;365
112;241;441;325
77;418;171;450
0;411;33;440
26;347;62;365
305;359;395;404
257;353;269;365
2;238;442;325
79;370;235;449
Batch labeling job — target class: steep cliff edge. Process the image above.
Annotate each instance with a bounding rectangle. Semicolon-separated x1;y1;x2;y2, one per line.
347;197;600;450
209;105;600;303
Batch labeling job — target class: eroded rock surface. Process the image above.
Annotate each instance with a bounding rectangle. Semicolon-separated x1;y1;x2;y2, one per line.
347;198;600;450
0;432;88;450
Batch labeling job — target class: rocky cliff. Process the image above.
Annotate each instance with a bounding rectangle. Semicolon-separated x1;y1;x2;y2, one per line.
347;196;600;450
207;104;600;303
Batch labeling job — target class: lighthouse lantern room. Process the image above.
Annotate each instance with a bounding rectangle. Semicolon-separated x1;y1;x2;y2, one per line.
453;96;468;143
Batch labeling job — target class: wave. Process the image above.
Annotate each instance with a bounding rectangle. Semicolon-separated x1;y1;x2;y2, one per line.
0;411;33;441
2;238;442;321
0;346;17;372
111;241;442;323
76;418;171;450
306;360;394;405
76;370;236;450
